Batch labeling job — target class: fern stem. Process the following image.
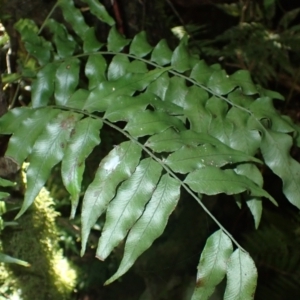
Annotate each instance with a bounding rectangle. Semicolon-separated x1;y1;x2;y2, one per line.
38;1;60;35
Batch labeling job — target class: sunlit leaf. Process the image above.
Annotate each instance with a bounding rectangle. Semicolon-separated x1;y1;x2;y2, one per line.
59;0;89;36
107;54;131;81
191;230;233;300
165;144;261;174
82;0;115;26
16;111;81;218
96;158;162;260
32;63;57;107
55;58;80;105
151;39;173;66
171;36;191;72
0;107;32;134
5;108;60;165
83;27;104;53
84;68;170;112
125;110;185;138
107;26;130;52
81;141;142;255
62;118;103;218
129;31;153;57
104;174;180;284
224;250;257;300
184;166;276;205
0;252;30;267
260;128;300;209
46;19;77;58
85;54;107;89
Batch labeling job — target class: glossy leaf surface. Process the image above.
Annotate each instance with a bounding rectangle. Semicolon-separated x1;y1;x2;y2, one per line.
81;141;142;255
61;118;103;218
191;230;233;300
96;158;162;260
104;174;180;284
224;250;257;300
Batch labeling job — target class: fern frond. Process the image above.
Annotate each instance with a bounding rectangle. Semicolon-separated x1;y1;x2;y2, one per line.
1;0;300;297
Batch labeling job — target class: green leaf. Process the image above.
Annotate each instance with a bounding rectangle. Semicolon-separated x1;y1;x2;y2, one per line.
224;250;257;300
235;164;264;228
46;19;77;58
226;108;261;155
32;63;57;107
81;141;142;255
0;177;15;187
83;27;104;53
1;73;22;84
171;37;191;72
0;192;10;200
146;72;170;100
82;0;115;26
191;230;233;300
84;68;170;112
85;54;107;89
129;31;153;57
0;252;30;267
55;58;80;105
126;60;148;73
234;164;263;189
279;7;300;29
14;18;52;65
260;128;300;209
23;40;52;66
96;158;162;260
165;144;261;174
190;60;214;85
107;54;130;81
163;76;189;108
59;0;89;37
104;94;150;122
207;70;236;95
107;26;130;52
230;70;257;95
249;98;294;133
125;110;185;138
0;107;32;134
246;198;262;229
151;39;173;66
228;89;254;108
256;85;284;100
184;166;276;204
16;111;81;218
145;128;182;152
104;174;180;285
61;118;103;218
206;97;233;145
184;86;211;132
65;89;89;110
150;96;184;115
5;108;60;165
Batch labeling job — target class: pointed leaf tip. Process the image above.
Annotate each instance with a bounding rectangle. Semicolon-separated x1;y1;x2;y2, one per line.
80;141;142;256
191;230;233;300
224;249;257;300
104;174;180;285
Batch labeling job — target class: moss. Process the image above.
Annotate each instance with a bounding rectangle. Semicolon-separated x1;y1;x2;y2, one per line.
1;187;77;300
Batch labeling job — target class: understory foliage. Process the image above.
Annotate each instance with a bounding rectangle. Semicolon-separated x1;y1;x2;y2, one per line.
1;0;300;298
190;0;300;86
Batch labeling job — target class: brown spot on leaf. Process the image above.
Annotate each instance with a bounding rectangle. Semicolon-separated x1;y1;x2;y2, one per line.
196;277;205;288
